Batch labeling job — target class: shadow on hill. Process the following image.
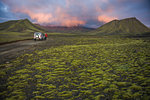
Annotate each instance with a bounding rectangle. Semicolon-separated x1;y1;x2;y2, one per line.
124;32;150;43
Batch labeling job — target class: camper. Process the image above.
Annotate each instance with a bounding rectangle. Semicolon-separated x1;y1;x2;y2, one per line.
34;32;45;41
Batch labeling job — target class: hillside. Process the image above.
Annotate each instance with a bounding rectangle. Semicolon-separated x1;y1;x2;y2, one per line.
0;19;45;32
0;19;46;43
92;17;150;35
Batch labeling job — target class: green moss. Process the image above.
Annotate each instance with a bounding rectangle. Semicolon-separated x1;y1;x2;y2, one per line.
34;96;45;99
129;84;142;91
95;95;104;100
58;91;72;97
117;82;128;87
34;75;43;79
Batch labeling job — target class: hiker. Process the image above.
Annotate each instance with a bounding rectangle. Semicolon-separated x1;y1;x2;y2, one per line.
45;33;48;40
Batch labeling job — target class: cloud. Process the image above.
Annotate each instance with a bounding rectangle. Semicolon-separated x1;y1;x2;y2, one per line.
1;0;150;27
13;6;85;27
98;15;118;23
0;0;118;27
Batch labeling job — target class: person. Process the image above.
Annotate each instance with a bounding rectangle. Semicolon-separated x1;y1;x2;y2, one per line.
45;33;48;40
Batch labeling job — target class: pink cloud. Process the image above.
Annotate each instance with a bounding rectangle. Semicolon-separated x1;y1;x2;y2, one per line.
13;8;52;23
53;7;85;26
98;15;118;23
13;7;85;27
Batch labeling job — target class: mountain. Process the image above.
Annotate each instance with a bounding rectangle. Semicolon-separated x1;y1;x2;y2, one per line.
92;17;150;35
41;25;95;34
0;19;45;32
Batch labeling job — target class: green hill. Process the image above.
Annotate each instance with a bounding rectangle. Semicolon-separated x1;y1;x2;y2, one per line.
0;19;46;43
91;17;150;35
0;19;45;32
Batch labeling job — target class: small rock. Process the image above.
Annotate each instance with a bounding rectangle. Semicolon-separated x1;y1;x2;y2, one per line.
6;61;9;64
5;64;13;68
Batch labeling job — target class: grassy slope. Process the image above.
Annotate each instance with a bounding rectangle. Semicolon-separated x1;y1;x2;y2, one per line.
0;31;33;44
0;35;150;100
90;17;150;35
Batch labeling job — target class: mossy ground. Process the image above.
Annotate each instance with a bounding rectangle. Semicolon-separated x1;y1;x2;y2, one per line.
0;35;150;100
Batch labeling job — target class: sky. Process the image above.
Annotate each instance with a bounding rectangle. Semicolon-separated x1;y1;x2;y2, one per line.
0;0;150;28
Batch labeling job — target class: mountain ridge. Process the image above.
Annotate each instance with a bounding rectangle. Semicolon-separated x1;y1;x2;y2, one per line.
40;25;95;34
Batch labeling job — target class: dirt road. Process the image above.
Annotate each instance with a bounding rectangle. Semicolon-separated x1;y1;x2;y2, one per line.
0;40;47;64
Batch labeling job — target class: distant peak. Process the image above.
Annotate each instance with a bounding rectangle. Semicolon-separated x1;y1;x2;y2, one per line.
24;18;30;21
19;19;30;22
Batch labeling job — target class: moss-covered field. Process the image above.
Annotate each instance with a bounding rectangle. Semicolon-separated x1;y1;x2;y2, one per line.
0;35;150;100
